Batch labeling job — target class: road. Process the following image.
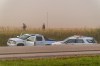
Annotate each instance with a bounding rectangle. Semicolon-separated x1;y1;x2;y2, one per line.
0;44;100;59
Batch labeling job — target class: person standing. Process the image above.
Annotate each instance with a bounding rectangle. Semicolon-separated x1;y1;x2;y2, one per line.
22;23;27;31
42;23;45;30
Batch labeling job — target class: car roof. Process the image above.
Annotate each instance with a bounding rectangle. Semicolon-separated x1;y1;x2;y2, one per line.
66;35;94;40
24;34;42;36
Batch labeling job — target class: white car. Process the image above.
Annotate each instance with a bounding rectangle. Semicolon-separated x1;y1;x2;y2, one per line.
52;35;97;45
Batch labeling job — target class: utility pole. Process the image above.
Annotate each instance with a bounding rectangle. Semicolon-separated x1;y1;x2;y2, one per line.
47;12;48;28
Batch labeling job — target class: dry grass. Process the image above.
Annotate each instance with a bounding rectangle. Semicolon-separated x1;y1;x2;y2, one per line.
0;27;100;46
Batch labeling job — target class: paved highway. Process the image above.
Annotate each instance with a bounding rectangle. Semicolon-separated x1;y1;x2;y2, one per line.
0;44;100;59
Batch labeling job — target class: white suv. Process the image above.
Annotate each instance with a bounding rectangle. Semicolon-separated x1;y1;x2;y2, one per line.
52;35;97;45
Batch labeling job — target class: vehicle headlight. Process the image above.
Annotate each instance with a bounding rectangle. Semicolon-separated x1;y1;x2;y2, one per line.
8;40;16;44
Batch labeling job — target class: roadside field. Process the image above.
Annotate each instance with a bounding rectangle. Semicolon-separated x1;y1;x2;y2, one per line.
0;56;100;66
0;28;100;46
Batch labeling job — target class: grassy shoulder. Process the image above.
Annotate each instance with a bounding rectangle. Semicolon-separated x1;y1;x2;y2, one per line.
0;56;100;66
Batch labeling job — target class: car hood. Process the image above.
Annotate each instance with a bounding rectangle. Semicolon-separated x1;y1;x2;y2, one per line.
8;38;24;41
52;41;64;45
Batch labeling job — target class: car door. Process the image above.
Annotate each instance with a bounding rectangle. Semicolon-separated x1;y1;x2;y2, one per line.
76;39;84;44
35;36;45;46
72;39;85;45
25;36;36;46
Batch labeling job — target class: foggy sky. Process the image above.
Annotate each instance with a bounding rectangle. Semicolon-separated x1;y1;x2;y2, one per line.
0;0;100;28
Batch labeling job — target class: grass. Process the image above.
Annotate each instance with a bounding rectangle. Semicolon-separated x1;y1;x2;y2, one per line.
0;27;100;46
0;56;100;66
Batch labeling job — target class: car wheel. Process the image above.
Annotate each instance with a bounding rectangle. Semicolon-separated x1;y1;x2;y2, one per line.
17;43;24;46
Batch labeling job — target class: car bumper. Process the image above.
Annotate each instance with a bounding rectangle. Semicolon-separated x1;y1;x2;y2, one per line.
7;43;17;46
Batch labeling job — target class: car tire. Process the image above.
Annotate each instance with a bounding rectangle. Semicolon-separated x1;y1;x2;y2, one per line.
17;43;24;46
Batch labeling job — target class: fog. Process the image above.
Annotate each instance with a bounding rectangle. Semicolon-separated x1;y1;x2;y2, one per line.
0;0;100;28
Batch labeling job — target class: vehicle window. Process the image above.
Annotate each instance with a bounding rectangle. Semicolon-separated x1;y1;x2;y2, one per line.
87;39;96;43
27;36;35;41
65;39;76;43
36;36;42;41
76;39;84;43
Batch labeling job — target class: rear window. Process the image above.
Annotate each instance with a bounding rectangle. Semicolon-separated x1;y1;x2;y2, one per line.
87;39;96;43
44;36;49;41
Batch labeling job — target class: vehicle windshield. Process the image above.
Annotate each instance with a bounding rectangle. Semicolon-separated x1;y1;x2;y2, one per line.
19;34;30;40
